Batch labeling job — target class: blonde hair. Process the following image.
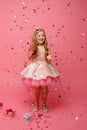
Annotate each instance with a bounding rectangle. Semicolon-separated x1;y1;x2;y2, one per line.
28;28;51;62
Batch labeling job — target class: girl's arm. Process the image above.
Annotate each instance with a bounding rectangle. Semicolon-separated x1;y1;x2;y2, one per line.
47;47;52;63
27;45;33;61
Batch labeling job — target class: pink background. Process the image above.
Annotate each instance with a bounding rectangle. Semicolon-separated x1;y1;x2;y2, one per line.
0;0;87;130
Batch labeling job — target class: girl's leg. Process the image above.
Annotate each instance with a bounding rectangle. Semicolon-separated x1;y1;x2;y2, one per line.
34;86;41;111
41;85;49;112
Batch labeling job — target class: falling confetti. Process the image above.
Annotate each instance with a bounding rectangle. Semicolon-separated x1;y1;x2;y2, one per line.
52;24;55;27
13;15;17;18
81;33;86;36
25;19;28;22
0;102;3;108
20;40;22;42
54;88;58;91
11;47;14;50
22;2;25;4
75;116;79;120
81;46;84;48
23;113;32;122
67;2;71;6
58;95;61;98
27;42;29;45
67;86;70;90
80;58;83;61
73;56;76;59
70;51;73;54
82;18;85;21
4;108;16;118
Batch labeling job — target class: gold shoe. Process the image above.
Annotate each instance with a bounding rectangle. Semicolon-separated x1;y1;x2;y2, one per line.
42;104;49;112
33;103;39;112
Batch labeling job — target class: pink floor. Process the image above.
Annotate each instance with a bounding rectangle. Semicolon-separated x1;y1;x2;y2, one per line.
0;72;87;130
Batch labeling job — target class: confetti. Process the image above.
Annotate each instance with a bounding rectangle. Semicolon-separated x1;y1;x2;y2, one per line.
25;19;28;22
0;102;3;108
22;2;25;4
13;15;17;18
52;24;55;27
82;33;85;36
48;7;51;10
67;2;71;6
70;51;73;54
82;18;85;21
67;86;70;90
75;116;79;120
5;108;16;118
58;95;61;98
20;40;22;42
73;56;76;59
23;113;32;122
81;46;83;48
54;88;58;91
27;42;29;45
11;47;14;50
80;58;83;61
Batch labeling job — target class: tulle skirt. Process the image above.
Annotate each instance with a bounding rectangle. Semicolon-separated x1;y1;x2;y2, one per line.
21;76;60;88
20;61;60;88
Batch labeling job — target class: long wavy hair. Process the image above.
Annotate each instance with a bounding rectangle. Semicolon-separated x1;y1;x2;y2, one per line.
28;28;50;62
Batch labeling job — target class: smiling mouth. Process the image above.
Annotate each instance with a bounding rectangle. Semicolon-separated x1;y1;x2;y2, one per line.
39;39;44;42
39;39;43;40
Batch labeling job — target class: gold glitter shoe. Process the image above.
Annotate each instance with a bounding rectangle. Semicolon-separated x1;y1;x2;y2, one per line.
33;103;39;112
42;104;49;113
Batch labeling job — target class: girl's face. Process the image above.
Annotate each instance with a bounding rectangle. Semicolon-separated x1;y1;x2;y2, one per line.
36;31;45;45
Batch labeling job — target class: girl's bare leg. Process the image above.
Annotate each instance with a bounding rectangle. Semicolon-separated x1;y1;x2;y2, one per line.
41;85;49;112
34;86;41;111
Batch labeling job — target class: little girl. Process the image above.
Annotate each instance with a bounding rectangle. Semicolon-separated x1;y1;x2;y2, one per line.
20;28;60;112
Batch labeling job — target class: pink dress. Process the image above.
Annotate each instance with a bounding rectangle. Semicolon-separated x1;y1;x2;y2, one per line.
20;45;60;87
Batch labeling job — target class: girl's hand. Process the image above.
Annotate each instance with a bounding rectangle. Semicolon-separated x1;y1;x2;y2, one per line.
47;55;52;63
47;55;52;60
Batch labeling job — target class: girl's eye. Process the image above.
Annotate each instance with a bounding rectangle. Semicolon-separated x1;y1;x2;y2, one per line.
38;35;45;37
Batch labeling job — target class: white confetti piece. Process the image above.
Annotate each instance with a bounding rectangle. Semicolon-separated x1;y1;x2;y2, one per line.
73;56;76;59
25;19;28;22
20;40;22;42
82;33;85;36
75;116;79;120
22;2;25;4
13;15;16;18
